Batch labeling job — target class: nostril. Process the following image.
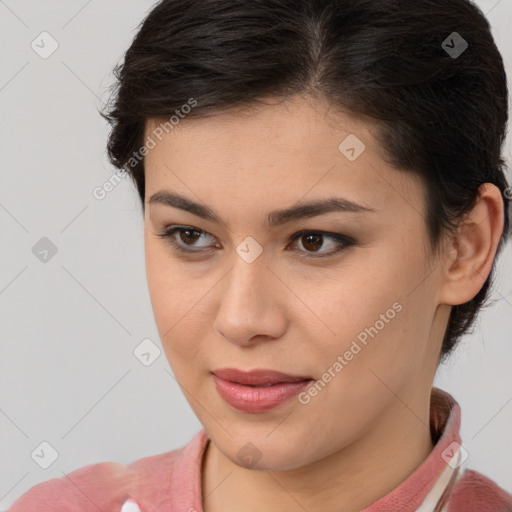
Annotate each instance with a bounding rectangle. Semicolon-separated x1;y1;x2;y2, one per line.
120;498;142;512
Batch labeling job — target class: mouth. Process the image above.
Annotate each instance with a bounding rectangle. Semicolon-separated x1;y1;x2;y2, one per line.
211;368;314;413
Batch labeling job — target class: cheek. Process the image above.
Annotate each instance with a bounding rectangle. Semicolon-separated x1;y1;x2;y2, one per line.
144;241;200;359
310;247;432;374
292;278;427;437
145;243;177;320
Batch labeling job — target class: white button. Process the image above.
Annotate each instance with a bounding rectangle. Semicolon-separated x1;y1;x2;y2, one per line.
121;499;142;512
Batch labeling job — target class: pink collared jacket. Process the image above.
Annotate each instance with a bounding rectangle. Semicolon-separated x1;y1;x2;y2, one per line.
6;388;512;512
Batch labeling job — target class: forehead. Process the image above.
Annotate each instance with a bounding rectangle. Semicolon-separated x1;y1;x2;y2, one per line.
142;95;425;226
144;94;373;157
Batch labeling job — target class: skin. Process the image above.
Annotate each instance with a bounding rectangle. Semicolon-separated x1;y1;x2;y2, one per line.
143;93;504;512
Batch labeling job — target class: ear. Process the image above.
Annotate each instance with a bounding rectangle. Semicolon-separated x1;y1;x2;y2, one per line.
438;183;505;306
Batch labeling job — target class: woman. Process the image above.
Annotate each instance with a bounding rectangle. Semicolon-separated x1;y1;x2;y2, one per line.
8;0;512;510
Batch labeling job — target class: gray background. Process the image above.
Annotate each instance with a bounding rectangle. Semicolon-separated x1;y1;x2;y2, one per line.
0;0;511;508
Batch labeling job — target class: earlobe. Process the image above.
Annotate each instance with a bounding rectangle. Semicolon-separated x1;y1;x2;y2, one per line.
438;183;505;306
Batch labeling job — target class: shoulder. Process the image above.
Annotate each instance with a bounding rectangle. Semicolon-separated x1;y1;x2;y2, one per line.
447;469;512;512
6;448;181;512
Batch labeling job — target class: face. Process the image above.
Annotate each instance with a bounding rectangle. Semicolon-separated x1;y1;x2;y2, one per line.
143;94;447;471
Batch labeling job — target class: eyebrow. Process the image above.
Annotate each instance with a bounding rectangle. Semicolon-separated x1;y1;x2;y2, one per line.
147;191;378;228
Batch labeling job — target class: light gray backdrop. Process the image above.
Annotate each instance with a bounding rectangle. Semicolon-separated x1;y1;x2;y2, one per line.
0;1;511;508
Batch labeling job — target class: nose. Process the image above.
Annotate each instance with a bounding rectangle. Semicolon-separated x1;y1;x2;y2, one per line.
213;257;288;347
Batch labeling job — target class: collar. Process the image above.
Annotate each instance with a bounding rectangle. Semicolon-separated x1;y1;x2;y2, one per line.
363;387;463;511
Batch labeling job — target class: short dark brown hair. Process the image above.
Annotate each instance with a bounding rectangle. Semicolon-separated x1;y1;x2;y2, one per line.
100;0;511;360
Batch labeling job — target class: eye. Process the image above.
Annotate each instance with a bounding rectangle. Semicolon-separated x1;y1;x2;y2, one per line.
156;225;354;258
288;230;355;258
156;226;218;253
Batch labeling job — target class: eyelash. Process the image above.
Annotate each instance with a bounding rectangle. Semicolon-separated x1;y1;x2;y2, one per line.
155;225;355;259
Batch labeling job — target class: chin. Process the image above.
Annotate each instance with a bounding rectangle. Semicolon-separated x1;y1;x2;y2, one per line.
216;432;315;472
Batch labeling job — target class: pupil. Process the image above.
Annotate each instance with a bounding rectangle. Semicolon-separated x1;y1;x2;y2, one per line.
182;229;200;245
303;234;322;252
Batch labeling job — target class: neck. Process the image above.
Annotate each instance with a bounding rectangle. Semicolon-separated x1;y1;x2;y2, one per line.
201;390;435;512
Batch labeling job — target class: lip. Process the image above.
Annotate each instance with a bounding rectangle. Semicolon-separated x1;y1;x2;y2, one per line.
212;368;312;385
211;368;313;413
